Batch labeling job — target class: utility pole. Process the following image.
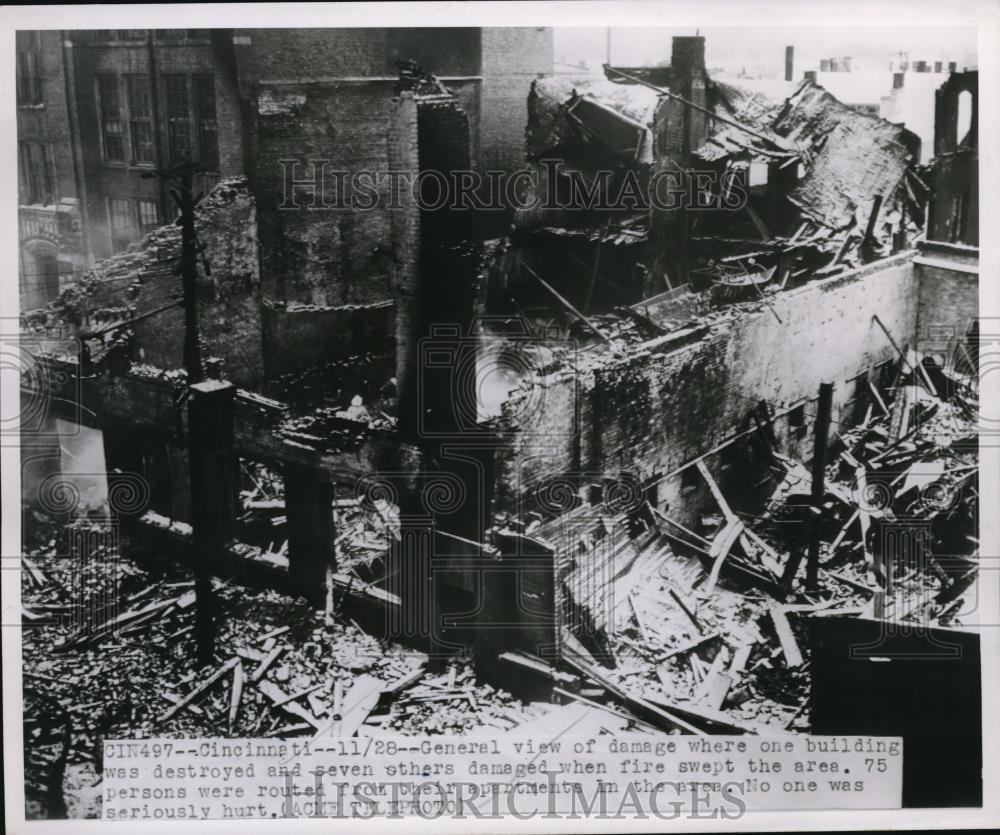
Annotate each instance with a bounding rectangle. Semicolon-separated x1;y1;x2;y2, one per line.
176;165;204;384
146;162;215;664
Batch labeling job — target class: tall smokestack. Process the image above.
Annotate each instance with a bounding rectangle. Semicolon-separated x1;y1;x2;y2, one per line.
785;45;794;82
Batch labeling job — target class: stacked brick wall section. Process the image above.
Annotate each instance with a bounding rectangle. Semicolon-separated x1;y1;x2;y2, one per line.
503;253;923;528
913;242;979;358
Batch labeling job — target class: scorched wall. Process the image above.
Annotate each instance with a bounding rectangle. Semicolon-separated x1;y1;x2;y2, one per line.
503;252;950;527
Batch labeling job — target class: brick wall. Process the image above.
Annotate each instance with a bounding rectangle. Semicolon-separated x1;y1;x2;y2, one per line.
18;31;85;307
914;255;979;345
253;83;403;307
480;28;553;175
236;28;481;81
503;253;924;526
67;33;245;262
17;32;77;205
260;300;395;380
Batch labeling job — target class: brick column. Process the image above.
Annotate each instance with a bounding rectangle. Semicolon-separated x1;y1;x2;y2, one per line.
187;380;239;556
284;463;334;605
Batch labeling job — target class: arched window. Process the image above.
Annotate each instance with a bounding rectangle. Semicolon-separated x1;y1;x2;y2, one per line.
956;89;973;148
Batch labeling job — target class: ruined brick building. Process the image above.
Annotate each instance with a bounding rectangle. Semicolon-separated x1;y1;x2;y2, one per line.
20;32;981;800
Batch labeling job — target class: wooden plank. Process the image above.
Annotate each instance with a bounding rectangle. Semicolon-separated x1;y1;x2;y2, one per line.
868;381;890;416
551;687;663;736
383;666;426;695
522;262;611;343
729;643;754;676
228;662;244;733
257;680;324;731
739;533;781;577
806;382;834;593
159;657;240;722
643;693;784;735
505;702;592;736
628;593;652;641
256;626;290;644
700;671;733;711
273;680;330;707
647;502;710;546
499;652;578;685
705;519;743;593
663;631;722;660
561;653;706;736
161;691;204;716
693;647;729;707
854;466;875;573
745;203;772;241
695;460;737;522
656;664;673;694
769;605;804;668
328;675;384;738
250;645;285;683
668;588;702;633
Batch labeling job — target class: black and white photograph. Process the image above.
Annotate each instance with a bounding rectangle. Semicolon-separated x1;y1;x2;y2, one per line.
2;2;997;831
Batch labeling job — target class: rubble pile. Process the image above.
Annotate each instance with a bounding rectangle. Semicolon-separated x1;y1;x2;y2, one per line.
552;345;978;735
20;518;540;818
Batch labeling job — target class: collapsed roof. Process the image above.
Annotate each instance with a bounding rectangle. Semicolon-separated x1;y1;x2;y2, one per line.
527;74;920;236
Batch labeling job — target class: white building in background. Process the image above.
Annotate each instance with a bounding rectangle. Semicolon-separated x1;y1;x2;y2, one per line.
800;55;969;164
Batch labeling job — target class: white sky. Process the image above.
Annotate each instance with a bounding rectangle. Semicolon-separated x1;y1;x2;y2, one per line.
554;26;978;77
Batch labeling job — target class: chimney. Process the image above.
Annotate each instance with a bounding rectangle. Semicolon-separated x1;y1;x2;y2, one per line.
671;35;706;81
669;34;707;153
804;70;817;83
893;72;905;90
651;35;707;289
785;45;794;82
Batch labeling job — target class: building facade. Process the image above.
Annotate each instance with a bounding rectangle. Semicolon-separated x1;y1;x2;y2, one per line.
17;27;554;313
64;29;245;262
16;30;85;310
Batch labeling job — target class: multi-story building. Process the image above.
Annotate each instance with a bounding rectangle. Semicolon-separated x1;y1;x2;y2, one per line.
63;29;246;261
17;27;554;312
16;30;86;310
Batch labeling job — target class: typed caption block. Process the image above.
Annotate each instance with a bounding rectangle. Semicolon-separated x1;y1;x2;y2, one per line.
103;735;902;821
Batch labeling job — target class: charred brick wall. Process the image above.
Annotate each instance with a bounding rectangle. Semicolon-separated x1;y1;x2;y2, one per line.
503;253;922;527
129;182;263;387
914;243;979;345
250;76;478;379
928;71;978;246
260;301;395;380
234;28;482;81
